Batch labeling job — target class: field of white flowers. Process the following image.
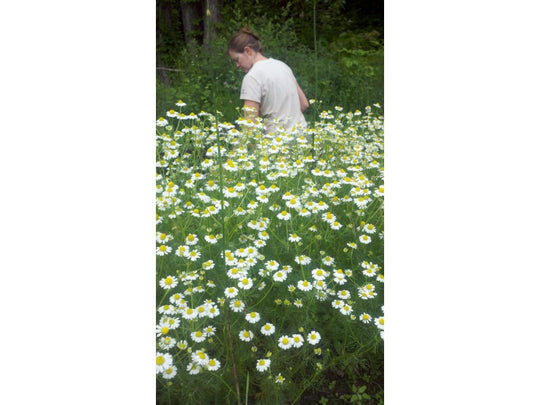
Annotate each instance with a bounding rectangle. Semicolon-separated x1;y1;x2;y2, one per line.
155;102;384;404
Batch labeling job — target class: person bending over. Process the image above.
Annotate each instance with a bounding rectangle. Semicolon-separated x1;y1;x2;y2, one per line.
228;27;309;134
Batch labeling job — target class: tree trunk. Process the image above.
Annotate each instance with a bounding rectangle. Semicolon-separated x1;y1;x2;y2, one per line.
203;0;222;50
180;0;203;49
156;0;172;86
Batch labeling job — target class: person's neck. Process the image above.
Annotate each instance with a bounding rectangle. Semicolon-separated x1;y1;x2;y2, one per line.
253;53;268;64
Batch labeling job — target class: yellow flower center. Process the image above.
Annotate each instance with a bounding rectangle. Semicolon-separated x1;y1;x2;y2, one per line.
156;356;165;365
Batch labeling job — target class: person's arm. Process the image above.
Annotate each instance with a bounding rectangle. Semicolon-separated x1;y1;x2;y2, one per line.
243;99;260;119
296;81;309;112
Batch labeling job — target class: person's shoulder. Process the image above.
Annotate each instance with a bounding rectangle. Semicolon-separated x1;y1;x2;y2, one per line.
267;58;286;66
265;58;292;72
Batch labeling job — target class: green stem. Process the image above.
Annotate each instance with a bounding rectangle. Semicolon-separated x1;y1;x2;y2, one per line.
215;113;242;405
211;369;236;398
245;371;250;405
291;366;321;405
253;284;274;308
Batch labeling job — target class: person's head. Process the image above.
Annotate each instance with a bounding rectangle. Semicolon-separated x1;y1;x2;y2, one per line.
228;27;263;73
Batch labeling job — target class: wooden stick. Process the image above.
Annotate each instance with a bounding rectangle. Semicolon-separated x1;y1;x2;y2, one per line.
156;67;181;72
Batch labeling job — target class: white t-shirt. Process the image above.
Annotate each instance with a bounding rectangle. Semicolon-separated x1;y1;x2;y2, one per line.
240;58;306;133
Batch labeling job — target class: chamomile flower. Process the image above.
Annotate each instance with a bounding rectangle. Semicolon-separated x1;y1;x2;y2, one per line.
260;323;276;336
224;286;239;299
156;245;172;256
181;307;198;320
363;267;377;277
247;200;259;209
330;221;343;230
340;304;353;315
187;362;201;375
288;233;302;242
273;271;287;282
285;198;302;210
307;330;321;345
156;325;170;337
363;223;377;234
186;249;201;262
331;299;344;309
202;259;215;269
169;293;184;305
359;234;372;244
277;210;291;220
295;255;311;265
238;277;253;290
185;233;199;245
374;316;385;330
291;334;304;348
204;325;216;336
239;329;254;342
159;276;178;290
156;352;173;373
337;290;351;300
156;117;168;127
258;230;270;240
207;358;221;371
275;373;285;384
265;260;279;271
192;350;210;366
360;313;372;323
156;232;173;243
245;312;261;324
312;268;328;280
190;330;207;343
297;280;313;291
230;299;245;312
256;358;271;372
158;336;177;350
175;245;189;257
333;271;347;285
161;365;177;380
322;256;335;266
277;335;293;350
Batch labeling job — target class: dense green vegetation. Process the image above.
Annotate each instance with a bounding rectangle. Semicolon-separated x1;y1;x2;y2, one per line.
156;0;384;123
